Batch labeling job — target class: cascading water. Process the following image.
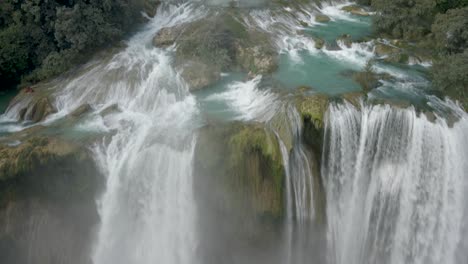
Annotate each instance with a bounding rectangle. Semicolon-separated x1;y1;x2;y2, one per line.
40;4;206;264
276;104;323;264
322;101;468;264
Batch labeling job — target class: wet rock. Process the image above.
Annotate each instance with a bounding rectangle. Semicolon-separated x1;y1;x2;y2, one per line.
236;44;278;74
340;91;365;109
152;26;181;47
341;5;371;16
374;42;410;64
0;137;90;181
315;14;331;23
99;104;121;117
176;60;221;91
295;93;329;151
337;34;353;48
194;122;287;262
153;11;278;91
70;104;92;118
314;38;325;49
7;89;57;123
353;69;393;92
27;97;56;123
144;0;161;18
0;135;102;264
194;123;285;220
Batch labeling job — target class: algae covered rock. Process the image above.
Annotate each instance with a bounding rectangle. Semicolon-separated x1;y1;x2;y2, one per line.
314;38;325;49
340;91;365;109
6;88;57;123
195;122;285;219
295;93;329;151
374;42;410;64
0;135;102;264
341;5;371;16
153;11;278;91
315;14;331;23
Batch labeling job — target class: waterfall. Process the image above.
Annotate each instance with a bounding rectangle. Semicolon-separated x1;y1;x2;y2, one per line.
29;3;207;264
323;102;468;264
277;104;322;264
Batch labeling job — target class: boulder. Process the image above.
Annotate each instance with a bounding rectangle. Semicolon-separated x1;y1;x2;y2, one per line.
6;89;57;123
70;104;92;118
337;34;353;48
374;42;410;64
315;14;331;23
314;38;325;49
341;5;371;16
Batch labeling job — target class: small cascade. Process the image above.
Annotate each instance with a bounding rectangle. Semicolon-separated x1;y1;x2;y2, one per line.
322;101;468;264
275;104;322;264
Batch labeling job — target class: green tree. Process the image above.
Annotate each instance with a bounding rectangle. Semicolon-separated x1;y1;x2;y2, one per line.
431;50;468;107
0;24;31;88
372;0;437;40
432;7;468;54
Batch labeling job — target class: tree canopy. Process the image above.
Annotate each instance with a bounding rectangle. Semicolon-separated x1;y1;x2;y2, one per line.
0;0;144;91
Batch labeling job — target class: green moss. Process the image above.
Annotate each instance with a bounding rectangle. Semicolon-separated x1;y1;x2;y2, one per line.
194;123;286;220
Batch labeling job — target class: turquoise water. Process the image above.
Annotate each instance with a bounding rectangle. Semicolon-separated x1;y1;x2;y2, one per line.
307;15;372;43
274;52;362;94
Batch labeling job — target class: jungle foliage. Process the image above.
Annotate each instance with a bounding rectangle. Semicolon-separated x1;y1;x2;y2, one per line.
0;0;145;91
363;0;468;106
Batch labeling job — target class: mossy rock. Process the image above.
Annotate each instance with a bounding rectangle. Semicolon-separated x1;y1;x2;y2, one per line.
341;5;370;16
0;135;102;264
315;14;331;23
6;88;57;123
340;91;365;109
194;122;285;221
153;11;278;90
295;94;329;152
314;37;325;49
374;42;411;64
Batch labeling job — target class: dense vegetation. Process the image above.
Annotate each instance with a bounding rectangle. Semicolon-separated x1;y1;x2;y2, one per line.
361;0;468;106
0;0;146;91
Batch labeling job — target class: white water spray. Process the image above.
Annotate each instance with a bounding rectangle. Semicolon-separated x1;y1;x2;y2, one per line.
323;102;468;264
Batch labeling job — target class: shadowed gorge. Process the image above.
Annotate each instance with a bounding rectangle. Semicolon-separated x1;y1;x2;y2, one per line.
0;1;467;264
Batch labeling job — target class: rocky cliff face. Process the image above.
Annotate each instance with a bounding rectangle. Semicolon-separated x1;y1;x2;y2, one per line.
194;122;285;263
0;134;102;264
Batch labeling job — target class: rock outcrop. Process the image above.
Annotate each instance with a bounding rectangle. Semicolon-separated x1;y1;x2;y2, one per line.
153;11;278;91
0;136;102;264
341;5;371;16
5;88;57;123
194;122;285;263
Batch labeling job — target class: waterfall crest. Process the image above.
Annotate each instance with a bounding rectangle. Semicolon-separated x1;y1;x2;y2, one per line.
323;102;468;264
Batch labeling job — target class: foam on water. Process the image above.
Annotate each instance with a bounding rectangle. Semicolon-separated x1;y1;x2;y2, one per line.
204;75;279;121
